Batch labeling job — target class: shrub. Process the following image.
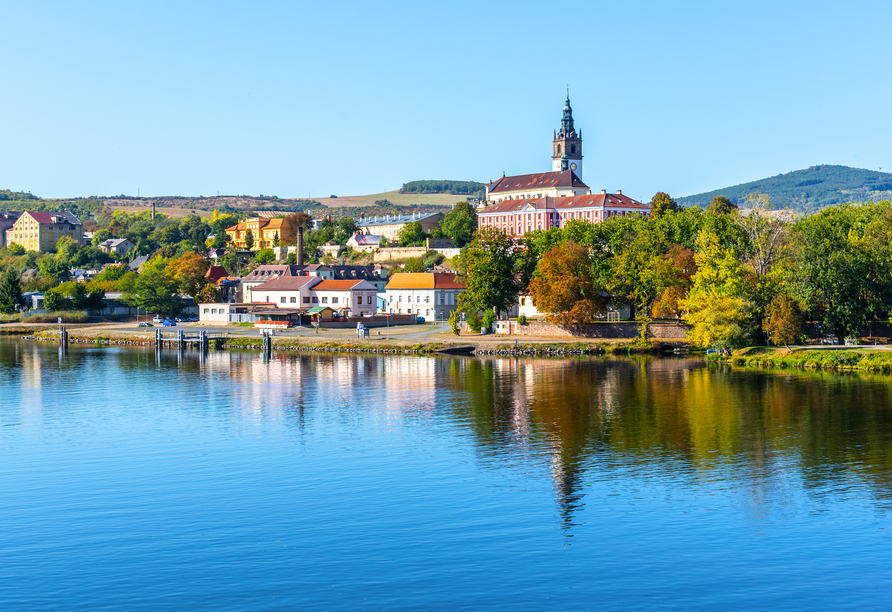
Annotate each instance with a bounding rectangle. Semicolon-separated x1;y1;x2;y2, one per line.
482;310;496;331
448;310;460;335
467;311;482;332
25;310;89;323
517;314;527;325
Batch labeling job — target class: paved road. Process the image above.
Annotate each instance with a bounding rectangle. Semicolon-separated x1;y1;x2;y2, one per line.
98;320;452;343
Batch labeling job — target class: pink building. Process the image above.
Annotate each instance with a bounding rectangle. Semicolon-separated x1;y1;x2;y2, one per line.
477;191;650;238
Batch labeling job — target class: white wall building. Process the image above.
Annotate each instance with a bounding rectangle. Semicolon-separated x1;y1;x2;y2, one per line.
384;273;464;320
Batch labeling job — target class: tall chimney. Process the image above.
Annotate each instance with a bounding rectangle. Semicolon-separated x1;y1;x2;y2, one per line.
151;200;155;220
297;226;305;266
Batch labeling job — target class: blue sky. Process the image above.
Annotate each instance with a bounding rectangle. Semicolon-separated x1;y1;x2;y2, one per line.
2;0;890;203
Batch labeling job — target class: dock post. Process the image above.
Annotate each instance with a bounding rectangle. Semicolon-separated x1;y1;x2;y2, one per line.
177;329;184;350
60;327;68;347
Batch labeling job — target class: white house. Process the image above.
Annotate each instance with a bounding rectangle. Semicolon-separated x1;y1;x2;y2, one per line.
384;272;464;320
311;279;378;316
347;234;384;252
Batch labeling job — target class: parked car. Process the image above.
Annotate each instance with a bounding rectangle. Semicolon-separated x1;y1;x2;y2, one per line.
174;317;184;322
416;316;426;324
187;316;198;322
152;315;163;324
163;319;177;327
138;322;154;327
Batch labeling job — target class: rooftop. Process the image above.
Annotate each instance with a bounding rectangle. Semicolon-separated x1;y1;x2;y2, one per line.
486;170;588;194
386;272;465;290
479;193;649;214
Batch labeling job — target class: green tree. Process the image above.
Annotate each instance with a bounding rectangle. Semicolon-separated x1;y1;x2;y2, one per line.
272;232;280;247
706;195;738;215
403;257;426;273
398;222;428;247
245;229;254;251
43;287;69;311
91;229;113;246
126;257;183;315
791;203;892;342
0;268;26;314
649;192;678;218
448;309;461;335
456;227;521;316
435;201;477;247
255;248;276;265
482;309;496;332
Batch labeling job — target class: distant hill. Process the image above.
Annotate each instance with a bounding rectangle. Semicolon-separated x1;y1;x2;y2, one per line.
677;165;892;212
399;180;484;196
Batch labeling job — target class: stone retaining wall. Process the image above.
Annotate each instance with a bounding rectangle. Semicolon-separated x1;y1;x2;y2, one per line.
509;321;690;340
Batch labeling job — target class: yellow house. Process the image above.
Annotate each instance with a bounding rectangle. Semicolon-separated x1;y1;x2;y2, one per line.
6;211;84;252
225;217;286;251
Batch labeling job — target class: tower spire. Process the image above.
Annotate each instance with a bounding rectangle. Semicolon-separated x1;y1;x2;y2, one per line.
552;90;583;177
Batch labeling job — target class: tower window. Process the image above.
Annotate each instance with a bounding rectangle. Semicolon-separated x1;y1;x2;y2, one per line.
571;144;576;154
557;144;561;154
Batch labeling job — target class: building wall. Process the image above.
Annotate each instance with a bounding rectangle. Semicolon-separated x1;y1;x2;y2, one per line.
384;287;461;320
478;205;648;238
7;213;84;252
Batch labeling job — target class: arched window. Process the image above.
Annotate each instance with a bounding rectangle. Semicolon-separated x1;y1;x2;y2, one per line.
557;144;561;155
571;144;576;154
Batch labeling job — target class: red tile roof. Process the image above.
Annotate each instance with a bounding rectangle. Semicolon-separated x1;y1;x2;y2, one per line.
487;170;588;194
479;193;649;214
205;266;228;281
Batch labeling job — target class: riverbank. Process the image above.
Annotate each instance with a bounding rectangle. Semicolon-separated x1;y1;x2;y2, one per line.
16;327;683;357
710;346;892;372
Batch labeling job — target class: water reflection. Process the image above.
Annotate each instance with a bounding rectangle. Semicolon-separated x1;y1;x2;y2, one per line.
3;341;892;526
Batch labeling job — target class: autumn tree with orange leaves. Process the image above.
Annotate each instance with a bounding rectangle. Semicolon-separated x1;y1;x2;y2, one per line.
528;240;606;325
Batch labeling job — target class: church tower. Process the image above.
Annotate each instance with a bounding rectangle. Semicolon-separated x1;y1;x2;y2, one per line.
552;92;583;177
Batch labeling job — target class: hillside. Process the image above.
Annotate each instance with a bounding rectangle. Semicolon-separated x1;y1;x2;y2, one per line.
312;190;466;209
677;165;892;212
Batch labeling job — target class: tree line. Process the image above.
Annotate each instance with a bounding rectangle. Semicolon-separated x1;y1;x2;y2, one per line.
455;192;892;350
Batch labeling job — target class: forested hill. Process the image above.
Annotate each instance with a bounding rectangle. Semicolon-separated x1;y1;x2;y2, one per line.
399;180;484;196
677;165;892;212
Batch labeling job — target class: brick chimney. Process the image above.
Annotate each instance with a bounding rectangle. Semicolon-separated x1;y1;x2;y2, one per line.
297;226;305;266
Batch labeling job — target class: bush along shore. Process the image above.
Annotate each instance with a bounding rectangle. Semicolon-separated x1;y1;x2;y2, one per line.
709;347;892;372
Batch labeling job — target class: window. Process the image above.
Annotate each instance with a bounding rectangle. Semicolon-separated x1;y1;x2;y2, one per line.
312;297;318;303
439;294;444;305
357;296;362;304
203;308;209;314
211;308;217;314
281;297;286;303
332;297;338;304
425;295;429;303
290;297;297;303
303;297;310;304
322;297;328;303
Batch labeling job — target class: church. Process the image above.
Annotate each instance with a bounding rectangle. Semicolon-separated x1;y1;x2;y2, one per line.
478;94;650;237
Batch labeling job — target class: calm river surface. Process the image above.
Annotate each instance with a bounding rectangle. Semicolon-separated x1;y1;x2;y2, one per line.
2;340;891;610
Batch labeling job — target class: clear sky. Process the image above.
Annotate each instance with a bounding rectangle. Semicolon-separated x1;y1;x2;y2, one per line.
2;0;891;203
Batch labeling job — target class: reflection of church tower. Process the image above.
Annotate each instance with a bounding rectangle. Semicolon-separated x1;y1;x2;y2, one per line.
552;92;583;178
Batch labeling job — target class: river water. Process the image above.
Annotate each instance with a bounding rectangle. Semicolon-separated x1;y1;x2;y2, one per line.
1;340;891;610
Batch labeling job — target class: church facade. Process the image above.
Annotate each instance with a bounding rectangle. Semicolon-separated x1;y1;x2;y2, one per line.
478;94;649;238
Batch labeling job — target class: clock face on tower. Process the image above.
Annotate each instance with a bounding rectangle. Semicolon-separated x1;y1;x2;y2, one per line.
570;163;577;170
